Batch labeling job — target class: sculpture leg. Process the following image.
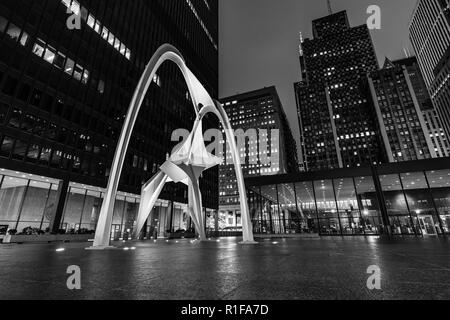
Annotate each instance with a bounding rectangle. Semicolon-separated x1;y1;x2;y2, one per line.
188;180;207;241
133;172;168;239
214;102;256;244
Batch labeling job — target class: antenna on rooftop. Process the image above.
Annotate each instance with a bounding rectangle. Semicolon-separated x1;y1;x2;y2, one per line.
327;0;333;14
403;48;409;58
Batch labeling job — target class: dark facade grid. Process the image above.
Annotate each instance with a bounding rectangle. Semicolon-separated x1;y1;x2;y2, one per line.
219;87;298;209
367;60;434;162
431;46;450;139
296;11;387;172
0;0;219;218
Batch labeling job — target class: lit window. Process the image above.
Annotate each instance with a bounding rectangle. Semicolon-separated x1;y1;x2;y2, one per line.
64;58;75;76
32;40;45;58
43;46;57;64
6;23;25;44
101;27;109;40
98;80;105;94
87;14;95;28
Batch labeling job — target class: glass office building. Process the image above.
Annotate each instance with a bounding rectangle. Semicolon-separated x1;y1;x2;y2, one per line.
0;0;219;238
246;158;450;237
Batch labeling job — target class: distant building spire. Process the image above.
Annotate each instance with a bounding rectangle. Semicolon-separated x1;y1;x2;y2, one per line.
327;0;333;14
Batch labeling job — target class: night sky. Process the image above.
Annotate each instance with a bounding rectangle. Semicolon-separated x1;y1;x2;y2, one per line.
219;0;417;153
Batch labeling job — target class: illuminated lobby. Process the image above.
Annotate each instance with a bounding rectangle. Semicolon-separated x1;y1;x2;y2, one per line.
246;158;450;237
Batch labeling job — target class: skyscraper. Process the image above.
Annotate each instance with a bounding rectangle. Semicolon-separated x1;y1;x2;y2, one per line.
0;0;218;237
395;57;449;158
218;87;298;228
295;11;386;172
409;0;450;139
367;58;436;162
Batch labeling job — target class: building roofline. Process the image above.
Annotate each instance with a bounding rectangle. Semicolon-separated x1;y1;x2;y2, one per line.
219;86;278;103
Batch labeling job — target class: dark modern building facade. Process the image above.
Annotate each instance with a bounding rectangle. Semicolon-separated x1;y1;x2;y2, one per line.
0;0;219;238
409;0;450;139
367;58;436;162
395;57;450;158
246;157;450;237
295;11;387;172
218;87;298;228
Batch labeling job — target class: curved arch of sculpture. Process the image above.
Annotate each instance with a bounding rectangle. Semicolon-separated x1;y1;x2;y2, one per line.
90;44;255;249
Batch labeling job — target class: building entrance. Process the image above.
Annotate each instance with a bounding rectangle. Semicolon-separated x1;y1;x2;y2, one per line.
418;215;437;236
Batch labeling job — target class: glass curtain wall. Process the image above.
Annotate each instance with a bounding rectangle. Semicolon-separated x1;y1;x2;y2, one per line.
60;182;139;238
380;174;419;235
426;170;450;234
0;170;59;233
248;177;383;236
354;176;382;234
247;169;450;237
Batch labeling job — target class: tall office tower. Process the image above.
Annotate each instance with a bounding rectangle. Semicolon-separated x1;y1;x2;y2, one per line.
0;0;218;237
367;58;437;162
218;87;298;227
295;11;387;172
409;0;450;139
395;57;449;157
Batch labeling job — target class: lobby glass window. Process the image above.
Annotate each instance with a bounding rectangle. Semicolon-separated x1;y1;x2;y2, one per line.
380;174;416;235
0;176;28;229
80;190;102;231
334;178;363;235
426;170;450;234
111;195;125;239
401;172;439;236
61;187;86;232
259;185;278;234
277;183;297;234
17;181;54;231
294;181;318;233
314;180;340;235
354;176;381;234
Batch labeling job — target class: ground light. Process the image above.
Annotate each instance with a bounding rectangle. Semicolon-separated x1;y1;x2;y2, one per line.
55;248;65;252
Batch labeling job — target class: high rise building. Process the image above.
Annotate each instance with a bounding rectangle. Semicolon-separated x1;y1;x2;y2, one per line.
0;0;218;237
295;11;387;172
218;87;298;228
395;57;449;158
409;0;450;139
367;58;436;162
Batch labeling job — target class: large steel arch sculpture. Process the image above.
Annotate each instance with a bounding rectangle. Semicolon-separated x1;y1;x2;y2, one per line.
89;44;256;249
